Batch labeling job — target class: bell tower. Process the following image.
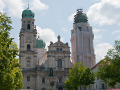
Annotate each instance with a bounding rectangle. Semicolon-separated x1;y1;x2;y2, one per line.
70;9;96;68
19;7;37;69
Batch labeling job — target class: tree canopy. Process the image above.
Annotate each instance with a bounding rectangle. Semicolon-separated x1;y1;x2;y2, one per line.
64;62;95;90
97;40;120;87
0;12;23;90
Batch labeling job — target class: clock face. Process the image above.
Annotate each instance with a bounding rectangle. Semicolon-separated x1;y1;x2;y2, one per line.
50;81;54;87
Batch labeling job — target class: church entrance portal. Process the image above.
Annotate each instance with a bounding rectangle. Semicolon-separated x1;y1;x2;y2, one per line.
58;87;63;90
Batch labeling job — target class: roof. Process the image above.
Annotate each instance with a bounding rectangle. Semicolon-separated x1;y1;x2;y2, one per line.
74;9;88;23
36;36;46;48
22;8;35;19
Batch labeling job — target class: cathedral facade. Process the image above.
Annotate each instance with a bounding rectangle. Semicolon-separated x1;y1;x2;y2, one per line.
19;8;95;90
19;7;73;90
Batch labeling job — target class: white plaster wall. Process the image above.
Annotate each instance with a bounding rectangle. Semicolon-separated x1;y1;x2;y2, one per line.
38;53;47;65
37;48;46;61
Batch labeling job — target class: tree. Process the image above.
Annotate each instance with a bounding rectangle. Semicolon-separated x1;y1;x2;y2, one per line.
96;40;120;88
68;62;86;90
0;12;23;90
82;67;95;90
64;79;74;90
64;62;95;90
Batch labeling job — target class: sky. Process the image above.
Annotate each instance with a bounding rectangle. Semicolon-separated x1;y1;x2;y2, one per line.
1;0;120;63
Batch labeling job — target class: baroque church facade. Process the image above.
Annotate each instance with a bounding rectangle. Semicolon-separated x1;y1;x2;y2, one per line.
19;7;95;90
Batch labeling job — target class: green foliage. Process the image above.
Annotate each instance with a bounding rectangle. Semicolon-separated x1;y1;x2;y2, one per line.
83;67;95;85
64;62;95;90
97;40;120;88
64;79;74;90
0;12;23;90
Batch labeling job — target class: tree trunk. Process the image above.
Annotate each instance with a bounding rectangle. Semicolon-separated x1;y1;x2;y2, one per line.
84;86;86;90
80;86;81;90
89;85;90;90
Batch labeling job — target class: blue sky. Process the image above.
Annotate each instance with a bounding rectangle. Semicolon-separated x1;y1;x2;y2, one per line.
1;0;120;63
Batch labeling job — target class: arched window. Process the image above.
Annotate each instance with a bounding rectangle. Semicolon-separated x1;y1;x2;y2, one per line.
59;78;62;83
42;78;45;83
27;44;30;51
27;24;30;29
27;60;30;67
57;59;62;67
27;76;30;81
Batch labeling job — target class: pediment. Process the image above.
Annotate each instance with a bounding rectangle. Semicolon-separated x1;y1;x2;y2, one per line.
51;41;69;47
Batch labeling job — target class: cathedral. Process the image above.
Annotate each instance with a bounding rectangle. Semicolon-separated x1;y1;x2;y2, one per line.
19;7;95;90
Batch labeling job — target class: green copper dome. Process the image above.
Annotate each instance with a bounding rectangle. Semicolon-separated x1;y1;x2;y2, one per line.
22;8;35;18
36;37;46;48
74;9;88;23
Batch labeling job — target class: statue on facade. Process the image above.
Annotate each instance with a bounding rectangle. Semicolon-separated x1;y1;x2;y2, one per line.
50;41;53;45
57;35;60;41
49;67;53;76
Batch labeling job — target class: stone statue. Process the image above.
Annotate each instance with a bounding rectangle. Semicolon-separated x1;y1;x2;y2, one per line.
57;35;60;41
66;42;68;46
50;41;53;45
49;67;53;76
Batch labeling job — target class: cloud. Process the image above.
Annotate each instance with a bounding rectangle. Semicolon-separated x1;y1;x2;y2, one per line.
0;0;6;12
95;43;113;63
36;26;57;49
93;29;100;33
0;0;49;18
94;34;102;40
93;29;103;43
62;27;68;32
68;13;76;22
112;30;120;35
87;0;120;25
30;0;49;11
3;0;24;17
112;30;120;39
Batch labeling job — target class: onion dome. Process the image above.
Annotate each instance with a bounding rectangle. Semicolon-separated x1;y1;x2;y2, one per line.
36;36;46;48
74;9;88;23
22;7;35;19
